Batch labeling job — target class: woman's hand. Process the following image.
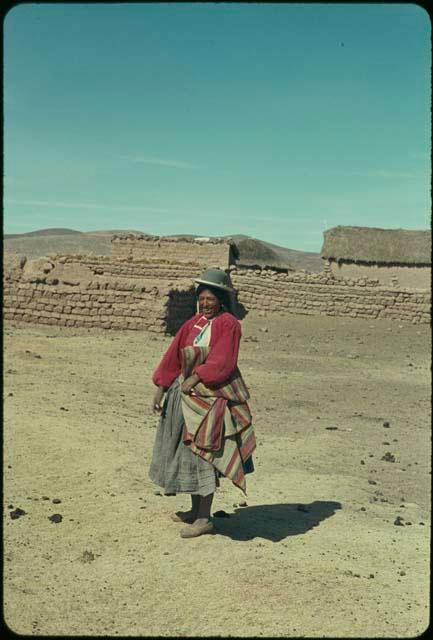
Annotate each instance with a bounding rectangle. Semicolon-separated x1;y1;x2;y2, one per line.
181;373;201;395
152;386;166;414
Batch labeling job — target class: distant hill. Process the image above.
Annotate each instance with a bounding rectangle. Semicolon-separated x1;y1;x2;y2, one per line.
241;237;324;272
167;233;323;272
3;229;147;259
4;228;83;239
234;238;286;267
3;228;323;272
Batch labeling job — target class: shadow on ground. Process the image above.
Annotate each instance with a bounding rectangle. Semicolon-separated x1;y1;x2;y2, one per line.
213;501;342;541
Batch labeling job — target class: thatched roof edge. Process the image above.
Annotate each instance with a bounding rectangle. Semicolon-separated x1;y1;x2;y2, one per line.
321;226;431;265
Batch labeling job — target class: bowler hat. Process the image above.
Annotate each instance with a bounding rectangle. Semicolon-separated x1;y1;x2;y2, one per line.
194;268;234;293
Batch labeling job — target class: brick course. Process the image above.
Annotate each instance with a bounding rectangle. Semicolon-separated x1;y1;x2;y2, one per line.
229;263;430;324
110;235;236;269
3;249;430;333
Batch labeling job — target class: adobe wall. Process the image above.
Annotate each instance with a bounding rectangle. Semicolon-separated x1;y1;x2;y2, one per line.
49;254;202;282
111;235;236;269
3;253;430;333
3;253;196;334
329;260;431;290
230;262;430;324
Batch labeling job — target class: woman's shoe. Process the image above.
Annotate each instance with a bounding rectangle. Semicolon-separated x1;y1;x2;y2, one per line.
180;519;215;538
171;511;197;524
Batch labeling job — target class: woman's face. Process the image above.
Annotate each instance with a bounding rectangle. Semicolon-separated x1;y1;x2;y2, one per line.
198;289;221;319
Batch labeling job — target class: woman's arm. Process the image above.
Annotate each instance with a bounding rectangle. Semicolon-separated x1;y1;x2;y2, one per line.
152;316;197;388
180;372;201;395
193;316;241;387
151;386;166;414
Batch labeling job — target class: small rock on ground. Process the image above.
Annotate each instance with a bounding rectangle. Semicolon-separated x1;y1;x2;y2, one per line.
48;514;63;523
10;508;26;520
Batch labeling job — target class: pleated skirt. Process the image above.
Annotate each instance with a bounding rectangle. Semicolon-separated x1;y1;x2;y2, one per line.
149;377;219;497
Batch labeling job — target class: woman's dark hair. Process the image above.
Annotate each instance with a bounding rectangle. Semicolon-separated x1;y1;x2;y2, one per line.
196;284;232;313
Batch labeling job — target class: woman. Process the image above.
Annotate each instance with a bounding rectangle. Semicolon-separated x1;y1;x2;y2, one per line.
149;268;255;538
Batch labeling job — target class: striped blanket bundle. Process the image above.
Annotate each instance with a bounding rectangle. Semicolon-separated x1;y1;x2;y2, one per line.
180;345;256;493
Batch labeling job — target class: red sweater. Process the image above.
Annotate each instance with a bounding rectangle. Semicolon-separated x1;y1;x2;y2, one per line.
152;312;242;389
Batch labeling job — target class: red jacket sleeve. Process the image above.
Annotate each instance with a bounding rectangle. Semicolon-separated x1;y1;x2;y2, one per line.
194;315;241;387
152;317;196;388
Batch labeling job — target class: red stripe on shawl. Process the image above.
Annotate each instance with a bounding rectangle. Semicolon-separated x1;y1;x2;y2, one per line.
180;344;255;492
194;414;211;447
230;404;252;428
209;399;226;449
240;433;256;461
232;467;244;488
224;448;241;476
194;399;226;451
181;346;209;378
189;395;212;411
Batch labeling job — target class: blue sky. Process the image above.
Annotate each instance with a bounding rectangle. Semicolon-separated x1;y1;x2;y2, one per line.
4;3;431;251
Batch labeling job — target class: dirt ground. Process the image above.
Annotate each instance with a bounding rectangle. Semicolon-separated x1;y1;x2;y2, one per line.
3;312;431;637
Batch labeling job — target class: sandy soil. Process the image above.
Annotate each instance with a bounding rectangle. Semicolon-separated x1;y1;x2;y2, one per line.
3;312;431;637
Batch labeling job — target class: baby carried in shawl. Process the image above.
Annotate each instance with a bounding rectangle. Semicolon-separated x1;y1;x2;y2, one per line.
180;345;256;494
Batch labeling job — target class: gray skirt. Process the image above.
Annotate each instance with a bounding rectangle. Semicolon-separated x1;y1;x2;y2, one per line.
149;377;219;497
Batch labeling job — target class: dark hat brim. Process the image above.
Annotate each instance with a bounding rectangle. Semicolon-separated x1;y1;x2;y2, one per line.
194;277;234;293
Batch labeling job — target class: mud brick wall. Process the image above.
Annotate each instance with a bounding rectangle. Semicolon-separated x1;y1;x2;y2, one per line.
3;253;196;334
230;264;431;324
51;255;201;282
329;260;431;290
3;278;196;333
3;252;430;332
4;280;156;332
111;235;236;269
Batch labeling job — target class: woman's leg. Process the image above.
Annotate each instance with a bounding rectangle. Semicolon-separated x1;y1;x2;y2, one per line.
195;493;214;522
171;493;200;523
180;492;215;537
191;494;200;515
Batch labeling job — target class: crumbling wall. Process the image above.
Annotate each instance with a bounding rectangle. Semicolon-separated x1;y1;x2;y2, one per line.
328;260;431;290
111;235;236;269
3;253;27;281
3;252;430;332
3;253;195;334
230;263;430;324
48;254;202;281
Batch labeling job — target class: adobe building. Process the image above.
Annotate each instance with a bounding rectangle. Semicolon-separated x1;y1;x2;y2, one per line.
3;229;430;333
110;234;239;269
321;226;431;289
2;235;241;336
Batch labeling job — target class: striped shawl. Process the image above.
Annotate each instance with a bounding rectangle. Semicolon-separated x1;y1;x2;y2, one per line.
180;346;256;494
